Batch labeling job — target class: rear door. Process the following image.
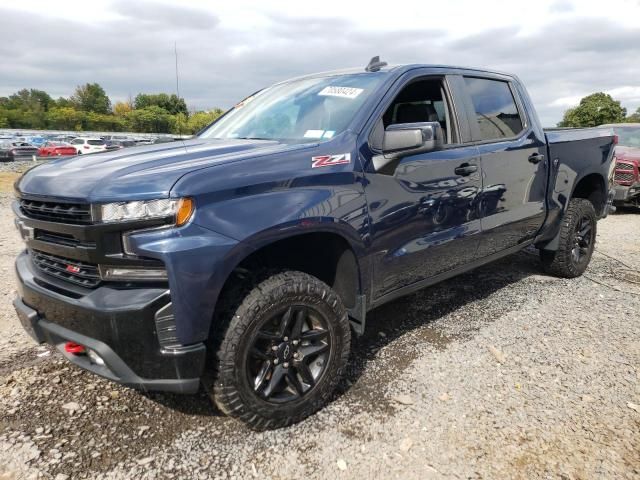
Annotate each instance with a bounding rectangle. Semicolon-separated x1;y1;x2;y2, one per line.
460;75;548;256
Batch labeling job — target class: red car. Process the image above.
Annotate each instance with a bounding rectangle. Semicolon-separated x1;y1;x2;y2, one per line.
38;141;77;157
604;124;640;208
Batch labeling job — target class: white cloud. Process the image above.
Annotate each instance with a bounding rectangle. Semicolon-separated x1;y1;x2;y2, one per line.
1;0;639;125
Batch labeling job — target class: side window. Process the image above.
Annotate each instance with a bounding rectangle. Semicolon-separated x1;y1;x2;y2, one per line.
464;77;524;141
382;78;456;144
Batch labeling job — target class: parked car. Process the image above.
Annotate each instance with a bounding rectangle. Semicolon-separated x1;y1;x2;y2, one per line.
69;137;107;154
13;60;616;430
151;137;177;144
56;135;77;143
106;139;137;150
38;141;77;157
602;123;640;207
25;136;47;147
0;141;39;161
103;135;133;141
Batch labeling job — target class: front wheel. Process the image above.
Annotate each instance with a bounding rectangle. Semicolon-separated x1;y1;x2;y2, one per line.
540;198;597;278
209;271;351;430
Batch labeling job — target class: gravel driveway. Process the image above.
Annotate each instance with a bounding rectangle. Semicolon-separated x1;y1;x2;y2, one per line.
0;188;638;480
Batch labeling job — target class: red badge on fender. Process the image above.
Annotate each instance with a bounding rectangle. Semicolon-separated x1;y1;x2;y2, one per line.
311;153;351;168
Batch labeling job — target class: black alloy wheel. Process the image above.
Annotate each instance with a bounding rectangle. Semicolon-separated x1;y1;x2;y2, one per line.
571;215;594;265
210;271;351;430
540;198;597;278
248;305;330;403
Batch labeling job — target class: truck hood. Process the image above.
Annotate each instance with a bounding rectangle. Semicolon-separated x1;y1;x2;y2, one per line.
615;145;640;161
17;138;310;202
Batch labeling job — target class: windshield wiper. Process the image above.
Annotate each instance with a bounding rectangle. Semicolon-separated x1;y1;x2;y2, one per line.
233;137;273;141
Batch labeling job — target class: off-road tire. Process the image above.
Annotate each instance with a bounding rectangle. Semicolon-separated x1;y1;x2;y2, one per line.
540;198;597;278
209;271;351;430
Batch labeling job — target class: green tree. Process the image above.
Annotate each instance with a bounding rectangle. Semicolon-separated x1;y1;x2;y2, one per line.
3;89;53;128
170;112;189;134
134;93;187;115
558;92;627;127
626;107;640;123
70;83;112;114
85;111;126;131
187;109;224;133
45;107;86;130
0;109;8;128
126;106;172;133
55;97;73;108
6;88;53;111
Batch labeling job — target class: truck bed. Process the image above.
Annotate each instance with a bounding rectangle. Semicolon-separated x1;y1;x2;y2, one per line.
543;127;615;195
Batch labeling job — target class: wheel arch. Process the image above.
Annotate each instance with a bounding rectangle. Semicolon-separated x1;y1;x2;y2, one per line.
209;223;367;339
570;172;607;217
537;171;606;251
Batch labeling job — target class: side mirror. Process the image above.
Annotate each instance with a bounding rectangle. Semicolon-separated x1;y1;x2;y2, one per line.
373;121;443;172
383;121;442;154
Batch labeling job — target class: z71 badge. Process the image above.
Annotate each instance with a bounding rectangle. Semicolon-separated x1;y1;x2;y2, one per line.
311;153;351;168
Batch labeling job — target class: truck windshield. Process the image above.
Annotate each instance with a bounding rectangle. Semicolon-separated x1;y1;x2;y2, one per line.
614;127;640;147
199;73;386;143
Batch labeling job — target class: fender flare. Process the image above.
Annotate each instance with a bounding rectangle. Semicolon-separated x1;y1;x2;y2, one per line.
203;218;369;335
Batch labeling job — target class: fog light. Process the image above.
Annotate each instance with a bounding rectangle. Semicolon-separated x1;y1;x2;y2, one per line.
99;266;168;281
87;349;105;366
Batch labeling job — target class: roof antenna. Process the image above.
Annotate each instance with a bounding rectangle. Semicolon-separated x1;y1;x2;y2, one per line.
174;41;181;105
174;41;186;148
365;56;387;72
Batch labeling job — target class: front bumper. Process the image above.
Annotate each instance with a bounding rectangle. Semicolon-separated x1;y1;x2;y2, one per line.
14;251;205;393
613;184;640;204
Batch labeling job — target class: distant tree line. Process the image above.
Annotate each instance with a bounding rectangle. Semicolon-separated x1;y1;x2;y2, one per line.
558;92;640;127
0;83;225;134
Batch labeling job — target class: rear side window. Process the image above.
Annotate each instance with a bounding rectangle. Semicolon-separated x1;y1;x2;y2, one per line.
464;77;524;140
88;140;105;146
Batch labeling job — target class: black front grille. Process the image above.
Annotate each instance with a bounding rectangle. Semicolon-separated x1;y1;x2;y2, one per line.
615;172;635;183
34;230;96;248
32;250;101;288
20;199;92;224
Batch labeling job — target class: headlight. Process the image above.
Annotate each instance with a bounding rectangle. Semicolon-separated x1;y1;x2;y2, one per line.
97;198;194;225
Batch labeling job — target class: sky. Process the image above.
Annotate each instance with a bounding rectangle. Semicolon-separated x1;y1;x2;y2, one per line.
1;0;639;127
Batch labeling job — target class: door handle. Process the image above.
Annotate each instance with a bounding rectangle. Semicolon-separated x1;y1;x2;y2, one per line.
454;163;478;176
528;153;544;164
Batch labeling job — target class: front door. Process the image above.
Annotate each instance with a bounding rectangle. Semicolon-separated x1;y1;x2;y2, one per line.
362;75;483;301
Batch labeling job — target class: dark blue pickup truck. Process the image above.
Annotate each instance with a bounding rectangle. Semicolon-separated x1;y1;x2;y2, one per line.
13;58;616;429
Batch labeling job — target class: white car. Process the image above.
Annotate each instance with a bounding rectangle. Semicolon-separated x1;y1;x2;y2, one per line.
70;138;107;155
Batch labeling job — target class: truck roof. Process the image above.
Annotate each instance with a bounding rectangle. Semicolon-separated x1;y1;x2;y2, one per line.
277;63;517;85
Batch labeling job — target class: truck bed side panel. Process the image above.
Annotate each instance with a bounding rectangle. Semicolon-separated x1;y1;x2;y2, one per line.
535;128;615;247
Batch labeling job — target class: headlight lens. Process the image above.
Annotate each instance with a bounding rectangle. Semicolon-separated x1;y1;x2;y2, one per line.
98;198;193;225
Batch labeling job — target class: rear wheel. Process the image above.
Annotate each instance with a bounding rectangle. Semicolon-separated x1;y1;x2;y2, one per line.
209;271;351;430
540;198;597;278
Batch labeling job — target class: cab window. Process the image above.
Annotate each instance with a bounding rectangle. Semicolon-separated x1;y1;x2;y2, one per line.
382;78;456;144
464;77;524;140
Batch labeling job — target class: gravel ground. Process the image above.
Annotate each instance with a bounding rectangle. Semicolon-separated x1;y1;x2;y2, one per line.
0;160;49;174
0;192;638;480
